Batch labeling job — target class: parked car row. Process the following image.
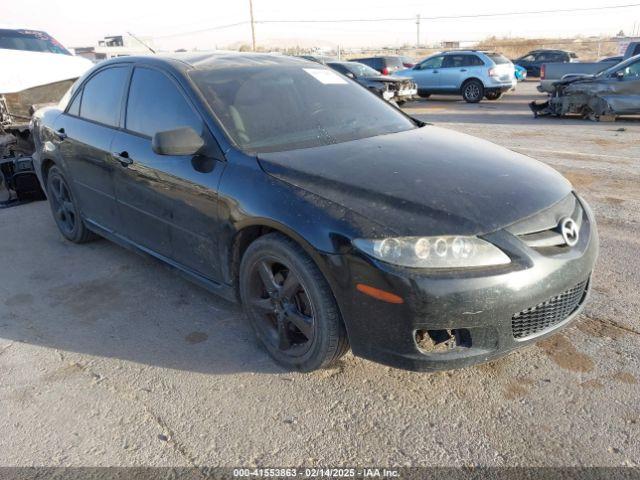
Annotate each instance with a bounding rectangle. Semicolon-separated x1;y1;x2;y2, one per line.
534;42;640;93
302;51;519;104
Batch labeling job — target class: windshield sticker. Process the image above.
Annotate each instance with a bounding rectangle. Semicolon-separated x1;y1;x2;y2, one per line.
303;68;348;85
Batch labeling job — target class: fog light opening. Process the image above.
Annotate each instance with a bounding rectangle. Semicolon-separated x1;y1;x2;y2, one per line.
415;328;472;353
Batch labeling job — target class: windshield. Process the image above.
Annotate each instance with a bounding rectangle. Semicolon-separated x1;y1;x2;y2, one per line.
342;62;382;77
597;55;640;77
0;29;71;55
190;65;416;154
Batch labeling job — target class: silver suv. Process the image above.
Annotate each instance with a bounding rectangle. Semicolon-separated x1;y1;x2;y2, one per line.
396;50;516;103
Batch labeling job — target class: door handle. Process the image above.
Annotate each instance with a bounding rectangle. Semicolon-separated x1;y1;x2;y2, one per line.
54;128;67;140
433;70;439;74
460;69;467;72
112;151;133;166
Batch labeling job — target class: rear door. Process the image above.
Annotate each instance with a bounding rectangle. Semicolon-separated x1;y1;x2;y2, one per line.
53;65;130;231
439;54;482;90
111;65;226;280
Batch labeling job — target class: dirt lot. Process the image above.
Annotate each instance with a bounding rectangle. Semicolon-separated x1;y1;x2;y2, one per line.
1;82;639;468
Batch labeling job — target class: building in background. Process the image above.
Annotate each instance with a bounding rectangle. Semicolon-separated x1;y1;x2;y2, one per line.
71;34;156;62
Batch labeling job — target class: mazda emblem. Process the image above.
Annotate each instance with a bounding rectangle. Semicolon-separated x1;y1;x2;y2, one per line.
560;217;579;247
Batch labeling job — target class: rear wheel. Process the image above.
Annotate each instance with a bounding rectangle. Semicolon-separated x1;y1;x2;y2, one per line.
462;80;484;103
485;91;502;101
46;166;97;243
239;233;349;371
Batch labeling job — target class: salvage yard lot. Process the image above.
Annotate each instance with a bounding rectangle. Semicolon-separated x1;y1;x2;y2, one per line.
1;81;639;467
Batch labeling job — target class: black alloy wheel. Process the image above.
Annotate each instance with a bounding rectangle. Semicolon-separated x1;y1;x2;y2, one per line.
240;233;349;371
46;166;97;243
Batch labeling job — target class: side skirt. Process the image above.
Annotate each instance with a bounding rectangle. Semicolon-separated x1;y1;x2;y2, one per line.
85;219;238;304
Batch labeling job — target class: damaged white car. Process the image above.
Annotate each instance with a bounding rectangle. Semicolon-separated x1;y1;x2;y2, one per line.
0;28;92;203
530;53;640;122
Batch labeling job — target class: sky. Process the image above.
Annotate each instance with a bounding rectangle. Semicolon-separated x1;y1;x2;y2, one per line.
4;0;640;50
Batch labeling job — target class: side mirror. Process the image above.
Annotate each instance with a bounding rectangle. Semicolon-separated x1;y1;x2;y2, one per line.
345;72;356;79
613;70;625;80
152;126;205;156
413;64;422;70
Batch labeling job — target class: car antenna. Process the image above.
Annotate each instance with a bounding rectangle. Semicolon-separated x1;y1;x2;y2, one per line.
127;31;156;54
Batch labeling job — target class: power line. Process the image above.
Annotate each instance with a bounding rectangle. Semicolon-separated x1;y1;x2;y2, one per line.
154;21;249;39
149;3;640;40
255;3;640;24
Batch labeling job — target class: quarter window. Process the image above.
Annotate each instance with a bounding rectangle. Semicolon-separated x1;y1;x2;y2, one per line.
67;91;81;116
125;67;202;138
79;67;129;127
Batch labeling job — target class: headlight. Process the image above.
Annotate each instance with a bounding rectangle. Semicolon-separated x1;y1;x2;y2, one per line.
352;236;510;269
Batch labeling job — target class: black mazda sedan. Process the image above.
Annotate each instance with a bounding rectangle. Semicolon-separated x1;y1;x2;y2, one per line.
31;53;598;372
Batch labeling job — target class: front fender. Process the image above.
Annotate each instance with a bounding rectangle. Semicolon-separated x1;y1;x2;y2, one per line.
217;152;391;283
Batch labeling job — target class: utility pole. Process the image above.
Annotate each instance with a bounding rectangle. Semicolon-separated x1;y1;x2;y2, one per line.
249;0;257;51
416;14;420;48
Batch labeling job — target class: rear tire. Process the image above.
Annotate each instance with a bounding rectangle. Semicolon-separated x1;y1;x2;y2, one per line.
46;166;97;243
462;80;484;103
239;233;349;371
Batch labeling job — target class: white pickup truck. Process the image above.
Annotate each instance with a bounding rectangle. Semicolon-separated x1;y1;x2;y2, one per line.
538;41;640;93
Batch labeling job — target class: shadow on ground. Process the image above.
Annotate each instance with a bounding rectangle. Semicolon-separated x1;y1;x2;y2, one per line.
0;202;284;375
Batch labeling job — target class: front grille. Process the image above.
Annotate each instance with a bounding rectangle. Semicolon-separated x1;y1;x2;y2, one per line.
512;280;588;339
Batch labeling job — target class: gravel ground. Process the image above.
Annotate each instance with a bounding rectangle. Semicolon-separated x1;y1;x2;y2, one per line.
0;82;638;468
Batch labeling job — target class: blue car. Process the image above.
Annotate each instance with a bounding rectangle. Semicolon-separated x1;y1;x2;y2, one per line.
396;50;516;103
515;64;528;81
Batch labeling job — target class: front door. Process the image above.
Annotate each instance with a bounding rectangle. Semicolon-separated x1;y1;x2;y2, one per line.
603;59;640;114
111;66;226;281
412;55;444;92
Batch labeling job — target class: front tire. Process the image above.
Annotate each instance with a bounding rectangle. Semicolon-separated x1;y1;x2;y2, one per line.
239;233;349;371
46;166;97;243
462;80;484;103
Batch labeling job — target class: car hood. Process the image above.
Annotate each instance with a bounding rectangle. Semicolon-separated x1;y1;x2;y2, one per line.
257;126;572;237
0;49;92;94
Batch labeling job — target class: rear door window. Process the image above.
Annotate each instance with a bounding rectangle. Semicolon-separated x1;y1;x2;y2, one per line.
384;57;403;69
443;55;483;68
355;58;374;69
79;67;129;127
125;67;203;138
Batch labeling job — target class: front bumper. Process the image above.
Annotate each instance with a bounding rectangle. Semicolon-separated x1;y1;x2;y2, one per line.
321;196;598;372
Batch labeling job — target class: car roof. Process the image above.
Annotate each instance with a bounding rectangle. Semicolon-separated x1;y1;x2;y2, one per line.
529;49;573;54
102;51;313;72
